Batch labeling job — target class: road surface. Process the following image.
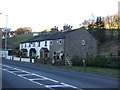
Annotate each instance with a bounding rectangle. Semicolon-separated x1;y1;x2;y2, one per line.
1;59;119;89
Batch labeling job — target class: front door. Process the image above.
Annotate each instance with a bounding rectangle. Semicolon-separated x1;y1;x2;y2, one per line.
40;50;44;59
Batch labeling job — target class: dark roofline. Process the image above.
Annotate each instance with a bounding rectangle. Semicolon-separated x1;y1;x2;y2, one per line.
21;27;86;43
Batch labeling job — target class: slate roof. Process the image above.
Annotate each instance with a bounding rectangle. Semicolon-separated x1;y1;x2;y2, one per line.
21;27;85;43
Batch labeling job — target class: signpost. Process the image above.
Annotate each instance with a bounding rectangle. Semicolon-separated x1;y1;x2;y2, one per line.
83;59;86;71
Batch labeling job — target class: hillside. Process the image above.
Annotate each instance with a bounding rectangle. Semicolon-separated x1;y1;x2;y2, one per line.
2;29;119;56
87;29;119;55
98;40;119;55
2;33;33;50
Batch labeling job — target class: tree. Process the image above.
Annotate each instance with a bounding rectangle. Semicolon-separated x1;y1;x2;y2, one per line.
95;16;104;29
63;24;72;31
14;27;32;35
87;22;95;30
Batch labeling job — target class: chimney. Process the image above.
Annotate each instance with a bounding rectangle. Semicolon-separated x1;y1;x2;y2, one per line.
50;26;59;34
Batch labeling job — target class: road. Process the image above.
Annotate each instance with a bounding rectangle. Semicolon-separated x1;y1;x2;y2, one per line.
1;59;119;89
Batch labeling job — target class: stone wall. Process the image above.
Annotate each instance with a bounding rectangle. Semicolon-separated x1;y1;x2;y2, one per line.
64;28;97;59
49;39;64;63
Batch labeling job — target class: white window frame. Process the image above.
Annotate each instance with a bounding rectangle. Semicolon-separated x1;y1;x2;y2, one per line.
59;39;62;45
50;40;53;45
33;42;35;47
81;40;85;46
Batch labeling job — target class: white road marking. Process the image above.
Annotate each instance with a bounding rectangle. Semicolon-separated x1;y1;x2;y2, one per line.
2;69;7;71
2;64;79;89
60;82;78;88
18;73;32;77
29;78;46;81
45;85;67;88
3;65;12;68
7;70;20;72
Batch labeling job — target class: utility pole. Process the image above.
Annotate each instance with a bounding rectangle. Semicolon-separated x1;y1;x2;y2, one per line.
0;13;8;57
5;14;8;51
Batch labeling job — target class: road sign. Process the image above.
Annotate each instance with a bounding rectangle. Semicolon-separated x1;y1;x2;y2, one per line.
2;28;11;32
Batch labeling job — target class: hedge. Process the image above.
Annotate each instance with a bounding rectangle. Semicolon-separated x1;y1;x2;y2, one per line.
71;55;119;69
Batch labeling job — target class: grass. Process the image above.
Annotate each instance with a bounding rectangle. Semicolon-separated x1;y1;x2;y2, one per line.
54;66;119;78
4;33;33;49
29;61;119;78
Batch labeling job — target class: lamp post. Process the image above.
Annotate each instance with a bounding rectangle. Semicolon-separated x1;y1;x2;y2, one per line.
0;13;8;55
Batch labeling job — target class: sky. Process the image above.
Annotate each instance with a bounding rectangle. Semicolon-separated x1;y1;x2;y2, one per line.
0;0;119;32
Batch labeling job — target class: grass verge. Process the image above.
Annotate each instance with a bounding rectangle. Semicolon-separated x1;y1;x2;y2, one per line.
54;65;119;78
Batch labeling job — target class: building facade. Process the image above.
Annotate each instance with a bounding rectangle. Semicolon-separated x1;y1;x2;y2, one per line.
20;27;97;65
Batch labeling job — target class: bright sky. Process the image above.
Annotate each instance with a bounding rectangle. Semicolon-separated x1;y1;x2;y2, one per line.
0;0;119;32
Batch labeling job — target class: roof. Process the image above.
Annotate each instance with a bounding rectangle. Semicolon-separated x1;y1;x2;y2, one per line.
21;27;85;43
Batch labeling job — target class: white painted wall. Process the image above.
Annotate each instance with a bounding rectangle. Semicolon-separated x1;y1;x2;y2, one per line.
6;55;34;63
0;50;8;58
20;40;50;58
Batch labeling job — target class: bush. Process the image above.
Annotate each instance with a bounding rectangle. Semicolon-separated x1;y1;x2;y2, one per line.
71;55;119;69
71;56;83;66
30;56;36;59
95;55;108;68
107;56;119;69
86;56;95;67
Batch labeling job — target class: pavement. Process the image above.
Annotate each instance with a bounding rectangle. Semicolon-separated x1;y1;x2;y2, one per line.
1;59;119;89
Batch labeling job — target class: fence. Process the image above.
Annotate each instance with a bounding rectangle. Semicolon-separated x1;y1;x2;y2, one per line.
5;55;34;63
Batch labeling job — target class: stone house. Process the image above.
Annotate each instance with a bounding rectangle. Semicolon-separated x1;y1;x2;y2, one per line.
20;27;97;65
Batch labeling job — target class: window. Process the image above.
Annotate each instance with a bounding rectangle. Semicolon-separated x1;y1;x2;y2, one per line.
50;40;53;45
53;51;56;55
33;42;35;47
29;43;31;47
81;40;85;46
25;43;26;47
21;44;23;48
45;41;47;46
45;53;48;58
38;42;40;47
59;39;62;45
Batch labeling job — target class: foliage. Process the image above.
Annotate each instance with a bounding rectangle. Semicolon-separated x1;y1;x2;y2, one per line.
94;55;108;68
30;56;36;59
71;55;119;69
107;56;119;69
85;14;120;30
5;33;33;50
63;24;72;30
95;16;105;29
86;56;95;67
16;50;22;57
89;29;107;44
14;27;32;35
71;56;83;66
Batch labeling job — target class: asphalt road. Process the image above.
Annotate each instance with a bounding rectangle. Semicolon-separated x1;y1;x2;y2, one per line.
1;59;119;89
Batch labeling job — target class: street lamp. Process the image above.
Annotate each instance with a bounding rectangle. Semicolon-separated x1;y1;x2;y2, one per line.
0;13;8;52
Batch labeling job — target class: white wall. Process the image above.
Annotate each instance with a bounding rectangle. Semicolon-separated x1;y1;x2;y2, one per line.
0;50;8;58
6;55;34;63
20;40;50;58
